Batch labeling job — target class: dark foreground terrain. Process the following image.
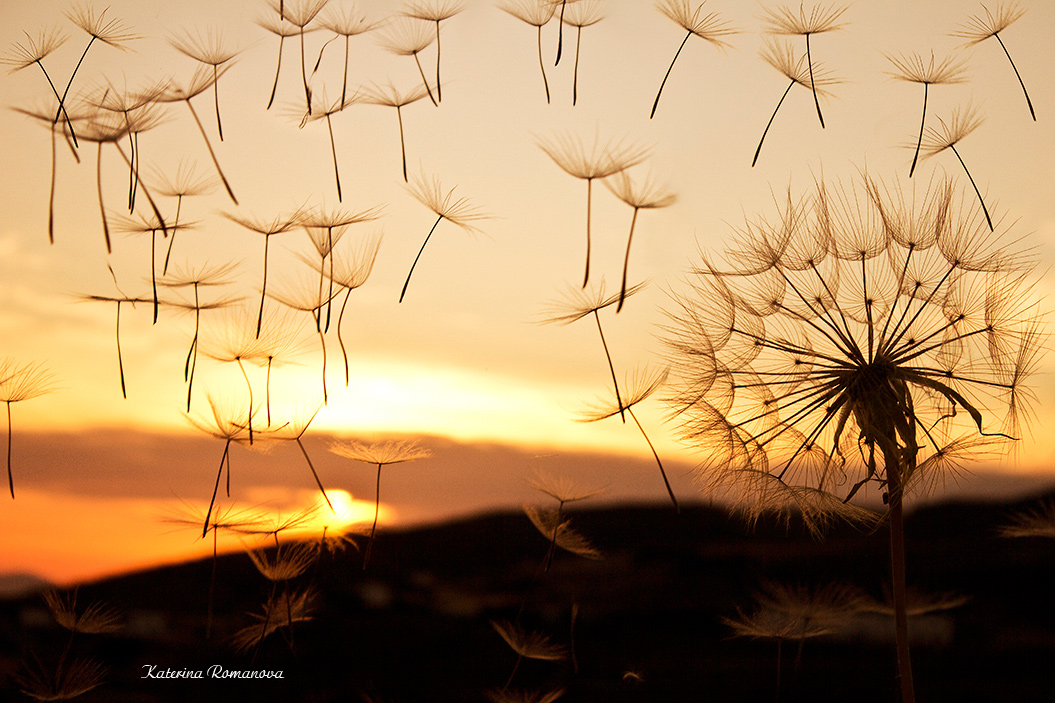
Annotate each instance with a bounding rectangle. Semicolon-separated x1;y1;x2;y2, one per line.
2;494;1054;702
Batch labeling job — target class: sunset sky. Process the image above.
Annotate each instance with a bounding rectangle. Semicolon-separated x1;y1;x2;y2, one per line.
2;0;1055;586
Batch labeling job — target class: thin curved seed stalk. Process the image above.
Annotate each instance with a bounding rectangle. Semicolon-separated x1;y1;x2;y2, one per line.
537;25;550;103
363;463;382;568
629;406;678;511
949;145;993;231
400;214;442;303
184;100;237;204
555;0;568;64
572;25;583;106
994;34;1034;120
753;81;794;167
269;34;287;109
651;32;691;118
593;309;624;423
805;33;823;128
909;82;928;177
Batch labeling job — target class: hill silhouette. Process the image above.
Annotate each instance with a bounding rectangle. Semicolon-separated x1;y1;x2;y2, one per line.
2;496;1054;702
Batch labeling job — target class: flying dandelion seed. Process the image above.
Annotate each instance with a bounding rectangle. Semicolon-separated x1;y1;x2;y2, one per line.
650;0;738;119
537;131;650;287
952;1;1034;121
761;2;848;129
400;173;489;303
0;360;56;499
752;39;840;167
402;0;464;104
500;0;557;104
330;439;431;568
886;52;968;178
169;28;240;142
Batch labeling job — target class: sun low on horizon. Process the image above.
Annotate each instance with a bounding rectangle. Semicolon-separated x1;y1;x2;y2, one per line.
2;0;1055;590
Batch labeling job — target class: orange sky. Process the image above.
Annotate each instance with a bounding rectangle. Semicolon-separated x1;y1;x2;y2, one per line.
2;0;1055;586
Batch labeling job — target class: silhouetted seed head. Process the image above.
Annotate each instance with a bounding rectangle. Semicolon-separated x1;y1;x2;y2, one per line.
224;208;306;236
0;359;56;404
330;438;432;466
1;27;68;72
159;64;231;102
407;173;489;232
522;504;602;558
269;0;332;29
246;541;316;581
185;394;258;443
169;29;240;68
164;500;270;537
562;0;604;28
540;280;646;325
14;656;107;701
723;581;868;640
404;0;465;23
500;0;556;27
232;585;316;652
257;13;304;38
1000;500;1055;538
951;1;1026;46
760;39;840;93
528;470;606;503
301;232;382;290
379;16;436;56
761;2;849;36
662;175;1043;531
490;619;567;661
43;590;121;635
604;170;677;210
576;366;667;422
319;4;381;36
920;104;984;159
150;160;218;198
862;586;970;617
657;0;739;47
361;81;429;108
65;3;140;49
886;51;968;86
537;131;651;181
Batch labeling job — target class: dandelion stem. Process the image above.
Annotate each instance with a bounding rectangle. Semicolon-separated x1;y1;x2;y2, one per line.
5;403;13;499
593;310;625;423
257;235;271;338
805;33;824;128
296;437;333;513
909;83;928;178
95;143;111;253
651;32;690;119
184;100;238;204
268;35;285;110
48;123;57;244
582;178;593;287
887;452;916;703
413;52;438;106
151;228;159;323
326;113;342;202
337;288;352;386
115;301;126;398
536;25;550;104
300;27;312;114
433;20;442;103
400;215;442;303
617;207;640;313
236;358;254;444
554;0;568;65
753;80;794;167
34;60;78;148
628;407;677;511
396;105;408;181
994;33;1035;121
203;439;231;538
213;65;224;141
341;37;350;105
949;145;993;231
363;464;382;569
54;36;98;145
572;25;583;106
